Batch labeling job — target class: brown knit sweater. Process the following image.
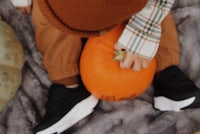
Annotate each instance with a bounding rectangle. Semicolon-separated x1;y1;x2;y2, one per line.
37;0;148;37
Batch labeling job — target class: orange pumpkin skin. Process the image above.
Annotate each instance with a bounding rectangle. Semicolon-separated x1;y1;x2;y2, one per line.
80;25;156;101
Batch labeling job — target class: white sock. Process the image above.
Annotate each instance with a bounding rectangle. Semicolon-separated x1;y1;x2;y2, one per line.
65;84;79;89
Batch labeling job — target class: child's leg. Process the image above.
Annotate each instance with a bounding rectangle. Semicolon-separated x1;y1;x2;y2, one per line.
32;0;82;86
31;1;99;133
155;12;180;72
154;12;200;112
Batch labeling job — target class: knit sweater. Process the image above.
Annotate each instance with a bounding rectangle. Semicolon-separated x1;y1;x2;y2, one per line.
11;0;174;60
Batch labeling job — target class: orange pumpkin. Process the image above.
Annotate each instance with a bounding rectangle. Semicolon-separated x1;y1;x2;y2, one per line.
80;25;156;101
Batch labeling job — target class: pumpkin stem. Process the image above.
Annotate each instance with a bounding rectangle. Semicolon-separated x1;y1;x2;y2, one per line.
114;50;126;61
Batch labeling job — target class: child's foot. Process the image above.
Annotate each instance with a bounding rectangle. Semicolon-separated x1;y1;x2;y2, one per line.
153;66;200;112
33;82;99;134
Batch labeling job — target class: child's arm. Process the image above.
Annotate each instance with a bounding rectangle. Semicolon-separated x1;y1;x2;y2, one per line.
115;0;175;71
10;0;32;14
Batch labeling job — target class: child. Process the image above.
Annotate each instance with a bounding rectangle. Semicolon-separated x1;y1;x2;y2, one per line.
11;0;200;134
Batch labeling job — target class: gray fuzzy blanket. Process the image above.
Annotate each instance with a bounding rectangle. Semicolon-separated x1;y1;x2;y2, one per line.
0;0;200;134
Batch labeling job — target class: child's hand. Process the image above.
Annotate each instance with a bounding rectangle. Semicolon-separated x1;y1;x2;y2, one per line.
17;5;32;14
115;44;150;71
10;0;32;14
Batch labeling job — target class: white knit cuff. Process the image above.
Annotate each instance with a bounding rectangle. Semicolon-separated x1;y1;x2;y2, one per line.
10;0;32;7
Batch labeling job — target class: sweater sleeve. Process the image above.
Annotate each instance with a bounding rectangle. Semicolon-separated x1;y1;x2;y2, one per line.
10;0;32;7
116;0;175;60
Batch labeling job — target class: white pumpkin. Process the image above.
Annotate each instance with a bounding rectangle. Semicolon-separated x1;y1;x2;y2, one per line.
0;16;24;111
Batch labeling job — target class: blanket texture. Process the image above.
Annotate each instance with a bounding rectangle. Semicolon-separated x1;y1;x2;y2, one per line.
0;0;200;134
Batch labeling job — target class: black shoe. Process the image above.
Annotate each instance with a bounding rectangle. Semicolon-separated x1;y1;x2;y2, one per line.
153;66;200;112
33;82;99;134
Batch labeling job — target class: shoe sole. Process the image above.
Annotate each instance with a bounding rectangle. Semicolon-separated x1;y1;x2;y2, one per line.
154;96;196;112
36;95;99;134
